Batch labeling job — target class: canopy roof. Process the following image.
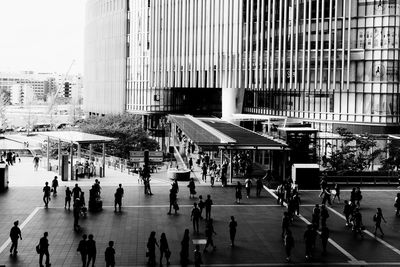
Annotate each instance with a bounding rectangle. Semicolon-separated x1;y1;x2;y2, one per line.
40;131;116;144
168;115;287;150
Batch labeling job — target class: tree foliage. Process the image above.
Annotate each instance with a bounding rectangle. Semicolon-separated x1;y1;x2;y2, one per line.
77;114;159;158
380;140;400;171
323;128;382;173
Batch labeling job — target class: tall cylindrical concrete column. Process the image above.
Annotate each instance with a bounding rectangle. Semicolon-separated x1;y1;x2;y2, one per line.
222;87;245;122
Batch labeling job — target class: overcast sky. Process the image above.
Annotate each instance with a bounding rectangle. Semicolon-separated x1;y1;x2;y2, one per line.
0;0;85;74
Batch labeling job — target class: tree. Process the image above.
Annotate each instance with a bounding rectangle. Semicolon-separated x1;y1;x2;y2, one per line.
325;128;382;173
77;114;159;158
380;139;400;172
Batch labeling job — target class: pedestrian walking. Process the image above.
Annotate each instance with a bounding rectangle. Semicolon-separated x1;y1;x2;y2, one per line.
373;208;387;237
33;154;40;171
191;203;201;234
319;177;327;198
245;177;252;198
43;182;51;208
284;229;294;262
65;187;72;210
159;233;171;266
292;191;301;215
395;193;400;216
343;200;352;226
321;187;332;206
114;184;124;212
320;204;330;227
210;169;215;187
194;244;203;267
304;224;317;260
72;183;82;203
168;189;178;215
312;204;321;230
229;216;237;247
256;177;263;197
205;195;213;220
180;229;190;266
38;232;51;267
187;178;196;198
204;219;217;252
332;183;340;203
201;163;207;182
147;231;159;266
73;199;81;232
77;234;88;267
105;241;115;267
198;195;205;219
235;182;242;204
355;187;363;208
188;157;193;170
51;176;58;196
351;208;364;238
277;183;285;206
9;220;22;256
87;234;96;267
320;226;330;254
282;212;290;238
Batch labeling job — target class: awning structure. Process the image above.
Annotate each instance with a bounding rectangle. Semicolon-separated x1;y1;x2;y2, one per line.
168;115;287;150
40;131;116;144
40;131;117;179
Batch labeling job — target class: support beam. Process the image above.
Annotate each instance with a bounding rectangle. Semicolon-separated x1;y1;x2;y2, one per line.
229;149;233;184
58;139;61;175
47;136;50;171
89;144;93;162
77;143;81;162
70;142;74;180
102;143;106;177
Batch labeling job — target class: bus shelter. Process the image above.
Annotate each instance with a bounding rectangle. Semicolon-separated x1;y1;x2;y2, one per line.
40;131;116;180
168;115;289;182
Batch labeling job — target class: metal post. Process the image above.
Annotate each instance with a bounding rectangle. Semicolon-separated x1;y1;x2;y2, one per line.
47;136;50;171
102;143;106;177
283;150;287;181
70;142;74;180
58;139;61;175
229;149;233;184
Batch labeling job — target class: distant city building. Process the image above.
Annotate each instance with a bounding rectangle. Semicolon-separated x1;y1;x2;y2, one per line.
0;71;82;104
84;0;400;135
10;84;35;105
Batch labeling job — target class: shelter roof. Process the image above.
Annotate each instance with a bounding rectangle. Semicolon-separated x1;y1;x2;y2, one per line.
40;131;116;144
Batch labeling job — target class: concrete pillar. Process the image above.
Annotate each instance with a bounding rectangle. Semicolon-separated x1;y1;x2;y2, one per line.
89;144;93;161
102;143;106;177
77;143;81;162
58;139;61;175
222;87;245;123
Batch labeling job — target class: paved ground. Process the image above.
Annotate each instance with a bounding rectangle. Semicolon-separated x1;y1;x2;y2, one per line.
2;161;400;266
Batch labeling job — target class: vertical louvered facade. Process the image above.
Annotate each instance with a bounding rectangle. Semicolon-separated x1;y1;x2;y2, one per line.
85;0;400;133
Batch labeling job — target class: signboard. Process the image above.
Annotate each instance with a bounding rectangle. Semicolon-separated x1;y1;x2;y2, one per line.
130;151;163;163
149;151;163;163
130;157;144;163
130;151;144;157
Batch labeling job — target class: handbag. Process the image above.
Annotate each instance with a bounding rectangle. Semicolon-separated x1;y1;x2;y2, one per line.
36;245;41;254
165;250;171;259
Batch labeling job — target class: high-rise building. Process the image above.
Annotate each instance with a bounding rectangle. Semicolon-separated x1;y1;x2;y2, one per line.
84;0;400;134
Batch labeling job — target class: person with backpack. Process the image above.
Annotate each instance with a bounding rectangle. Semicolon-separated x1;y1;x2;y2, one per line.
191;203;201;234
9;220;22;256
38;232;51;267
373;208;387;237
77;234;88;267
51;176;58;196
284;229;294;262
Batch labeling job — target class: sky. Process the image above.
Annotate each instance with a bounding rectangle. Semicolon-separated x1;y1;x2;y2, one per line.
0;0;85;75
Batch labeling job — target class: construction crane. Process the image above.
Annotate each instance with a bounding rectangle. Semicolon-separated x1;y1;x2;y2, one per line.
47;60;75;113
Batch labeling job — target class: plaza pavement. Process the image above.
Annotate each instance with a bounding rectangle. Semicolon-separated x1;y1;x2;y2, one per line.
2;161;400;266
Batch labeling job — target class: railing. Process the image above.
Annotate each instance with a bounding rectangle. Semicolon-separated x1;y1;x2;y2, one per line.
326;175;399;185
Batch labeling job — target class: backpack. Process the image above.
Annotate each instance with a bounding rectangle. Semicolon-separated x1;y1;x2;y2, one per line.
373;214;377;222
36;244;41;254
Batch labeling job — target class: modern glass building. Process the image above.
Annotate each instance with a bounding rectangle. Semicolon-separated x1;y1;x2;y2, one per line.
84;0;400;134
